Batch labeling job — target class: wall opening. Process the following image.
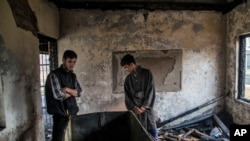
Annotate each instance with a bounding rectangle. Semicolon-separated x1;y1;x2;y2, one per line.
112;50;182;94
38;34;58;141
238;34;250;102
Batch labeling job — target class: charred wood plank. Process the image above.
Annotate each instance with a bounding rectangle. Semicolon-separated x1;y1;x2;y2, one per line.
165;137;178;141
191;129;220;141
183;129;195;138
163;134;178;141
181;138;199;141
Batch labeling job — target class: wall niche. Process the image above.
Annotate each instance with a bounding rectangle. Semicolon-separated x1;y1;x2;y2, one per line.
112;50;182;93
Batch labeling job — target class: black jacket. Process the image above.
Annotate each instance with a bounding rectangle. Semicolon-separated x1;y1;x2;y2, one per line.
45;65;82;117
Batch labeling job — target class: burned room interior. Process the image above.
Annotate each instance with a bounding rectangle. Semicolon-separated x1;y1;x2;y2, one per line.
0;0;250;141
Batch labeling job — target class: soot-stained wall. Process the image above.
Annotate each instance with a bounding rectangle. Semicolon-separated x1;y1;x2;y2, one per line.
0;0;59;140
59;9;226;124
226;4;250;124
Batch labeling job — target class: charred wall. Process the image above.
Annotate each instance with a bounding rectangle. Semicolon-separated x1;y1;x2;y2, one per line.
59;9;226;124
0;0;59;140
225;3;250;124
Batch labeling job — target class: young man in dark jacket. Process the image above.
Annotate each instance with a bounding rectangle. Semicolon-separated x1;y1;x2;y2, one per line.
45;50;82;141
120;54;158;141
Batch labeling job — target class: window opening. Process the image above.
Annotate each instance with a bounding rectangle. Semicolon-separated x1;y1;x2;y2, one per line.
238;34;250;102
38;34;57;141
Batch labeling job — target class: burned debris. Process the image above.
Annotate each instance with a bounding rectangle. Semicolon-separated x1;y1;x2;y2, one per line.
157;113;232;141
156;94;233;141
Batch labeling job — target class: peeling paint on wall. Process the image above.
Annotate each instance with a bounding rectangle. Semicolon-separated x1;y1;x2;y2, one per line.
7;0;39;35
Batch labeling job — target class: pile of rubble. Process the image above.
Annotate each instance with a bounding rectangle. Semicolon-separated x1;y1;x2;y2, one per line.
157;114;231;141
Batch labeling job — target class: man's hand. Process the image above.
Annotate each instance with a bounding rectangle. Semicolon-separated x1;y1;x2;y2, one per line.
133;107;143;115
64;93;72;99
140;106;146;113
62;87;78;97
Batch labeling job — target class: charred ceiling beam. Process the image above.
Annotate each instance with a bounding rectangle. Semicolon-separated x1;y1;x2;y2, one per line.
49;0;227;3
222;0;246;14
49;0;245;14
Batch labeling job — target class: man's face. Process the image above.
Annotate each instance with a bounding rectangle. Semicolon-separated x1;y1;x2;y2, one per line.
123;63;134;73
63;58;77;71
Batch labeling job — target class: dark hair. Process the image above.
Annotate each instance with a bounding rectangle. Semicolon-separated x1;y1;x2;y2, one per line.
63;50;77;59
120;54;136;66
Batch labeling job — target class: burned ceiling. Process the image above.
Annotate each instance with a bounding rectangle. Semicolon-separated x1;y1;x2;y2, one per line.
49;0;246;14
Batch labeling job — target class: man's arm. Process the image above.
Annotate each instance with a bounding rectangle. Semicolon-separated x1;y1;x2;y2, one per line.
62;88;78;97
142;70;155;109
75;79;83;97
62;77;82;97
137;70;155;114
124;78;136;110
50;73;67;100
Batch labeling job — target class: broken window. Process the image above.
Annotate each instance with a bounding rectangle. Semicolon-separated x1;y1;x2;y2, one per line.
238;34;250;102
38;34;58;141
